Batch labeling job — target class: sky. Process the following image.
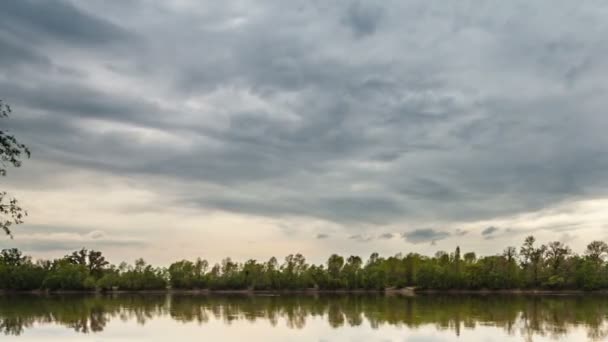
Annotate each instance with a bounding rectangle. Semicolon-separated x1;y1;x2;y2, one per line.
2;0;608;266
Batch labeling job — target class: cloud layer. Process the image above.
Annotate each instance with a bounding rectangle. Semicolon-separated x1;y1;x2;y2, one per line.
2;1;608;261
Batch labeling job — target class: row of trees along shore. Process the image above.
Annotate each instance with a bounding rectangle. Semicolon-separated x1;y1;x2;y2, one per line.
2;236;608;291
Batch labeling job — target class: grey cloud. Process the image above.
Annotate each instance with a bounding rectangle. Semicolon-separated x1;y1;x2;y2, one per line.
195;195;404;225
0;35;51;69
2;80;166;129
396;178;463;201
402;229;451;245
349;234;373;242
540;222;584;232
455;229;469;237
378;233;395;239
482;226;499;236
316;234;330;240
12;239;145;253
9;232;144;253
0;0;131;45
481;226;500;239
7;225;144;255
343;1;384;37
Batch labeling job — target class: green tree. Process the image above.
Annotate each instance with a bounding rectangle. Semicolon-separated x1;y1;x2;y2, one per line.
545;241;571;273
4;238;608;292
502;246;520;288
326;254;345;289
66;249;109;279
463;252;476;264
543;241;572;288
343;255;362;289
168;260;196;289
586;241;608;263
519;236;546;287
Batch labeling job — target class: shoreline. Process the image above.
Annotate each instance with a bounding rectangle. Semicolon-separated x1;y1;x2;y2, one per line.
2;288;608;295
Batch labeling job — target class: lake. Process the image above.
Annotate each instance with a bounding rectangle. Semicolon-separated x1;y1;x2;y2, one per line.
1;293;607;341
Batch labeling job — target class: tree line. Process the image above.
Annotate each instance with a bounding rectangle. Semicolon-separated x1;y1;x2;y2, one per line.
2;236;608;291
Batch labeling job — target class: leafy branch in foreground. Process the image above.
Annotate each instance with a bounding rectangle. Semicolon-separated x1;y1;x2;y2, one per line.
0;192;27;236
0;100;30;237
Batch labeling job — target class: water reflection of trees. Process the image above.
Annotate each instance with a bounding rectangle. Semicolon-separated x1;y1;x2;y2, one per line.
1;294;608;340
0;294;168;335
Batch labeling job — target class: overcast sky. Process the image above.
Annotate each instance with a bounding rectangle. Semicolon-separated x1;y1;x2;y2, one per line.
2;0;608;265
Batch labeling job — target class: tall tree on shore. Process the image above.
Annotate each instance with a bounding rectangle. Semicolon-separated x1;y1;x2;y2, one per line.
585;241;608;263
519;236;547;287
0;100;30;237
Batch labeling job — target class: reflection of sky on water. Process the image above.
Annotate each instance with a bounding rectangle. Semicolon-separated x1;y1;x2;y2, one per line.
5;316;594;342
1;294;607;341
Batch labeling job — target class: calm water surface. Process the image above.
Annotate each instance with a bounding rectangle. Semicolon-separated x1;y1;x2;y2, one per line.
1;293;607;341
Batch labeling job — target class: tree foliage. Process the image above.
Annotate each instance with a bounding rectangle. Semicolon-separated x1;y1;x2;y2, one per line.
0;100;30;237
3;237;608;292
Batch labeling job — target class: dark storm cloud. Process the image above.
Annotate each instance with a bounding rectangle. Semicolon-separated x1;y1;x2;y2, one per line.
402;229;451;245
0;35;52;69
1;80;163;126
0;0;131;45
2;0;608;236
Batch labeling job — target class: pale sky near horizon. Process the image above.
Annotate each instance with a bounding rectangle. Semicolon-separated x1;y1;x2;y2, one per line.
2;0;608;266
